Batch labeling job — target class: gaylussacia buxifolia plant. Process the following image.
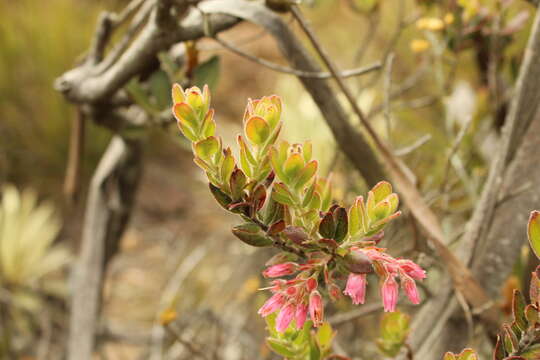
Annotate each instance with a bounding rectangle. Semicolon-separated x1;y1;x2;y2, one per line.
446;211;540;360
171;84;426;359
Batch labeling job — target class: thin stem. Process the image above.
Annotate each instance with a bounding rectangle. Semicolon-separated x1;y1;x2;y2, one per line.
213;34;381;79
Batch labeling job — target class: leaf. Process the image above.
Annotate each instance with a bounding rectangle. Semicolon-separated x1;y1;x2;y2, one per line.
372;181;393;203
295;160;318;190
232;223;273;247
318;212;336;239
283;153;304;183
201;109;216;138
171;83;185;103
229;168;247;201
266;338;297;358
530;266;540;306
369;199;391;222
193;55;220;91
193;136;219;161
245;116;270;145
528;211;540;260
316;322;334;350
520;343;540;359
220;149;235;189
512;290;527;332
126;78;161;115
149;70;171;109
525;304;539;326
493;335;506;360
283;226;310;245
333;207;348;243
173;102;199;134
209;183;232;209
272;183;295;206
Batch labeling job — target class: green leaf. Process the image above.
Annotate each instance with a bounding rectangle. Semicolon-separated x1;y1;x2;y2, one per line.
171;83;185;104
232;223;273;247
149;70;171;109
193;136;219;161
245;116;270;146
201;109;216;138
525;304;538;326
372;181;393;203
377;311;410;357
520;343;540;359
316;322;334;350
272;183;295;206
369;199;391;222
209;183;232;209
512;290;527;332
126;78;161;115
266;338;297;358
295;160;318;190
283;154;304;182
220;150;235;189
173;102;199;133
528;211;540;260
193;55;220;91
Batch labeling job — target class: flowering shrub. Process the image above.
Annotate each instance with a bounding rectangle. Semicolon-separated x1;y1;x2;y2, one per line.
171;84;426;358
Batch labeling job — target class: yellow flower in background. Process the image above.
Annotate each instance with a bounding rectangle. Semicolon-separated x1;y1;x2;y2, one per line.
416;17;445;31
444;13;455;25
410;39;431;53
159;308;178;326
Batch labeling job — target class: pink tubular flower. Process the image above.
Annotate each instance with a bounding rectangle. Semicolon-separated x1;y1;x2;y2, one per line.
401;274;420;304
295;302;308;329
381;275;398;312
258;292;285;317
343;273;367;305
309;291;324;327
262;262;298;278
398;259;426;280
276;302;295;332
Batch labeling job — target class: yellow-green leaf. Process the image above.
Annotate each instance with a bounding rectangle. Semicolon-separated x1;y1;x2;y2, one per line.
171;83;185;104
283;153;304;182
372;181;393;203
245;116;270;145
528;211;540;260
194;136;219;161
295;160;318;189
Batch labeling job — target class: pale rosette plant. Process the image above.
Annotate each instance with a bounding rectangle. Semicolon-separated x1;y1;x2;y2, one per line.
171;84;426;358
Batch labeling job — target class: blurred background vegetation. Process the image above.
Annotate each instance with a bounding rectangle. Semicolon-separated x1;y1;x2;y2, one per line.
0;0;536;358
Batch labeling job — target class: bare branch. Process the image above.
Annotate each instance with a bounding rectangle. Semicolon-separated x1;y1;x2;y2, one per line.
212;33;382;79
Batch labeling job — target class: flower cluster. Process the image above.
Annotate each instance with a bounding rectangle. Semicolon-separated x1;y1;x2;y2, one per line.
171;84;426;334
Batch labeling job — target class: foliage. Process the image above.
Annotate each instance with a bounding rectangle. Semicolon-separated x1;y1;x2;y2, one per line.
171;84;426;358
0;184;69;303
447;210;540;360
376;311;410;357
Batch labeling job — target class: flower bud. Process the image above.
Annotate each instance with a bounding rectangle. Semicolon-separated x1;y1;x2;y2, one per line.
276;302;295;332
381;275;398;312
262;262;298;278
258;292;286;317
309;290;324;327
295;302;308;329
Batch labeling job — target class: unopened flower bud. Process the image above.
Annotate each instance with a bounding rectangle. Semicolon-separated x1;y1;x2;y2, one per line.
309;291;324;327
263;262;298;278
